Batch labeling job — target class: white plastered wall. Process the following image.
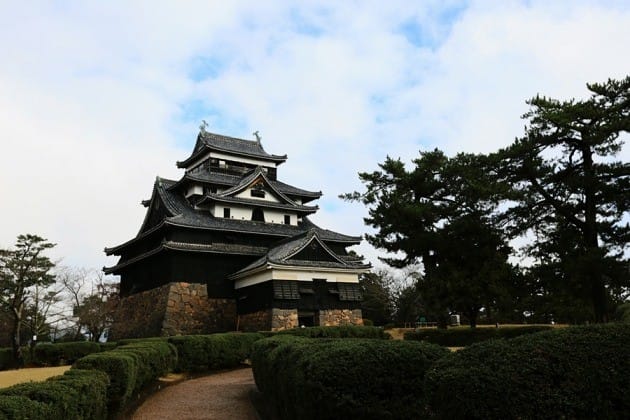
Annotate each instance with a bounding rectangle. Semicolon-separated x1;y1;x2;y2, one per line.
235;186;280;203
234;267;360;289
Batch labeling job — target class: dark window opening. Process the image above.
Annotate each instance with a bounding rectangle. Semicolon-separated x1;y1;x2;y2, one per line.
223;208;231;218
273;281;300;299
284;215;291;225
251;189;265;198
252;207;265;222
298;312;315;327
338;283;363;301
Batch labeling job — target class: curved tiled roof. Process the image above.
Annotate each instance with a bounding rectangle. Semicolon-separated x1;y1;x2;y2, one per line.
103;240;269;273
105;177;361;256
177;131;287;168
230;229;370;279
198;194;318;214
172;171;322;202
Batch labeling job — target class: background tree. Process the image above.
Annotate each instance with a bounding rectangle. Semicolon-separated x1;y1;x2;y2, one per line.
495;76;630;322
359;270;395;326
0;234;56;361
22;284;63;347
432;213;513;327
74;277;119;341
58;266;93;340
343;151;514;328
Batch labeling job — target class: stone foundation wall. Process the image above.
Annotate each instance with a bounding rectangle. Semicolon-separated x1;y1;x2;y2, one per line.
238;310;272;332
109;282;236;340
109;284;171;340
162;283;236;335
317;309;363;327
271;308;298;331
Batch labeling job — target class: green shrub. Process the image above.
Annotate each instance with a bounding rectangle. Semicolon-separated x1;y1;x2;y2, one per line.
33;341;102;366
116;341;177;387
274;325;391;339
33;343;63;366
57;342;102;364
251;335;310;396
116;337;169;346
74;351;138;409
0;368;109;420
168;332;263;372
404;325;552;346
0;396;52;419
424;324;630;419
252;336;449;419
0;380;80;419
74;340;177;410
0;348;14;370
99;342;118;352
47;369;109;419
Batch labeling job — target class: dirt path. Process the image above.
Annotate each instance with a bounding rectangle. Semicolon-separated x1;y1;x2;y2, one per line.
132;368;259;420
0;366;71;388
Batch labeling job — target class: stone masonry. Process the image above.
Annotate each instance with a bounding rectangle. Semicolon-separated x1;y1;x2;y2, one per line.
109;282;236;340
317;309;364;327
271;308;299;331
237;310;272;332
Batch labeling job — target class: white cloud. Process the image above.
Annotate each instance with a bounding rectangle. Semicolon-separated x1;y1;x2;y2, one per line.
0;1;628;271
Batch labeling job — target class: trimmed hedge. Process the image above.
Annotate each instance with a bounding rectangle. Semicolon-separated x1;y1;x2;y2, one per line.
424;324;630;419
74;340;176;409
274;325;391;339
0;396;52;419
33;341;102;366
251;336;449;419
0;368;109;419
168;332;263;372
404;325;553;346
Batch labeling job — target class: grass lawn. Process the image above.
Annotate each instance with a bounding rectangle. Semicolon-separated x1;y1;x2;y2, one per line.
0;366;71;388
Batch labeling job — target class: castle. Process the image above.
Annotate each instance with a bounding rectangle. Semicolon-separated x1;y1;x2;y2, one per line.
104;129;369;337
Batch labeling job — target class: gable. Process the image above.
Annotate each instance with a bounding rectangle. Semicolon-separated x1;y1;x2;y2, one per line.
287;239;342;263
234;179;281;203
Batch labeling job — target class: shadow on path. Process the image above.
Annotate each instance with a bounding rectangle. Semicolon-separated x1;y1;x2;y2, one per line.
133;367;258;420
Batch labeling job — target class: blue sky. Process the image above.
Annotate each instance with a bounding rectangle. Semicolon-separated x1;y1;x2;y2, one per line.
0;1;628;271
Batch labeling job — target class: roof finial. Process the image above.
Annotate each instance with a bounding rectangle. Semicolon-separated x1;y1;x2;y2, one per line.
253;130;262;144
200;120;208;134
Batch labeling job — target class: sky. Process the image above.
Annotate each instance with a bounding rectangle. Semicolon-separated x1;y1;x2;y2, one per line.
0;0;629;273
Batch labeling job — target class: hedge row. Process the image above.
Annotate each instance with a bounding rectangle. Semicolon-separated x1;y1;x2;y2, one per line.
169;332;263;372
404;325;553;346
251;336;449;419
33;341;103;366
272;325;391;339
74;340;177;411
0;369;109;420
425;323;630;419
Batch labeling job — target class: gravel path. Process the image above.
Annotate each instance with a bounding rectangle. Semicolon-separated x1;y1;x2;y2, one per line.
133;368;259;420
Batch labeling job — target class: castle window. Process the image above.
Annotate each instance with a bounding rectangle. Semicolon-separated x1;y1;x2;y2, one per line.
284;215;291;225
252;207;265;222
251;189;265;198
223;208;231;218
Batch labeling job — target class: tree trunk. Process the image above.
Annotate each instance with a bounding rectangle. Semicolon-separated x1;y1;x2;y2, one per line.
582;144;607;323
467;308;478;328
10;312;21;367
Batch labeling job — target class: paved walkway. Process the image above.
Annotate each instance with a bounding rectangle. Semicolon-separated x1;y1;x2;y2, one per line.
133;368;259;420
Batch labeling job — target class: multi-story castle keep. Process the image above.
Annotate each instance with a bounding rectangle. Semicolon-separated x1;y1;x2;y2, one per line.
104;129;368;338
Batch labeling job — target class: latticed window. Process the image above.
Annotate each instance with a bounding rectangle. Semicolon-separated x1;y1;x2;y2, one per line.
273;281;300;299
337;283;362;301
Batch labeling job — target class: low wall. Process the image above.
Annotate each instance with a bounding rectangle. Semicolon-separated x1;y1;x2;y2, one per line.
109;282;236;340
318;309;364;326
